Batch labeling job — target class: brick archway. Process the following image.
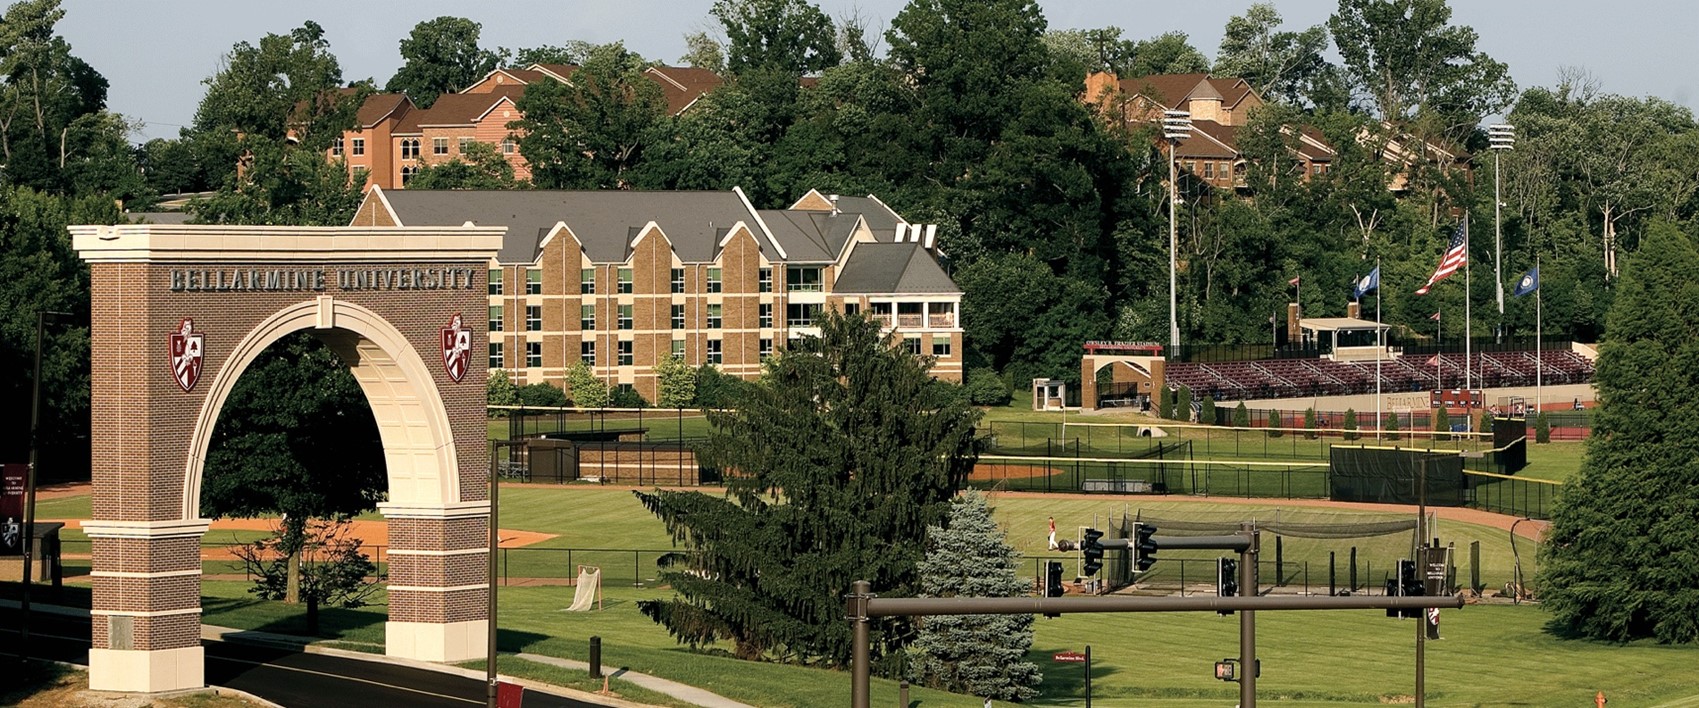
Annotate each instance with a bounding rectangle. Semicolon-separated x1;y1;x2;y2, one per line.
72;224;504;693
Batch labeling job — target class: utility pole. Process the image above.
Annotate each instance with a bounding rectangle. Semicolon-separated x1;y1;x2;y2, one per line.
1240;523;1259;708
1164;110;1192;353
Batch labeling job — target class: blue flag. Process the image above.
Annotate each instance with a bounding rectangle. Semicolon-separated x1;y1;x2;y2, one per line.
1512;267;1539;297
1352;267;1380;299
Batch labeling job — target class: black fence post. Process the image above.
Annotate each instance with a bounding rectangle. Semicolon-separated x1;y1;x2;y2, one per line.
589;635;602;679
1349;546;1358;592
1275;536;1284;586
1329;551;1336;596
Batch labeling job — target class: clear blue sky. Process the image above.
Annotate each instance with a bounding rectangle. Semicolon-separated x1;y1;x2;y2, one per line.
58;0;1699;143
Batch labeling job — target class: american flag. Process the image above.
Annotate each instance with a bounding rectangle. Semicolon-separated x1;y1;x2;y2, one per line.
1415;223;1468;295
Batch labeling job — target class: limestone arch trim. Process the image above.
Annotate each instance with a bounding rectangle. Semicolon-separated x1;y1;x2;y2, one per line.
181;298;460;519
1087;356;1154;380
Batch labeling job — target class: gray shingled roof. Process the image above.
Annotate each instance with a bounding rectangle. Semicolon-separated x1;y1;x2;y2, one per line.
828;195;904;239
379;190;763;265
833;242;960;295
756;209;859;263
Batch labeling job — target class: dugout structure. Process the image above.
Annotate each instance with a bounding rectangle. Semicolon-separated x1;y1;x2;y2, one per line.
1329;447;1466;506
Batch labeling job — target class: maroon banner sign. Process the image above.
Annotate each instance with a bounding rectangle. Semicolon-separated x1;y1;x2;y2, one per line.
1;463;26;556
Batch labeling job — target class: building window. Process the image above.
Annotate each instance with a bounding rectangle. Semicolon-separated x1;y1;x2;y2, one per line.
489;342;503;369
707;304;722;329
526;305;541;331
759;303;773;328
706;339;722;365
488;269;503;295
459;137;474;153
351;138;365;156
501;138;516;154
526;341;542;367
706;267;722;293
671;304;685;330
671;339;685;358
787;302;822;327
401;139;420;160
670;268;684;293
400;166;418;185
580;268;595;294
904;337;922;355
618;305;633;330
331;137;344;156
352;166;369;184
844;302;860;316
526;269;542;294
758;268;772;293
580;304;595;330
617;268;633;294
786;266;822;292
618;340;634;366
932;335;952;357
433;137;449;155
760;338;773;358
489;305;503;332
581;341;596;365
1202;161;1214;179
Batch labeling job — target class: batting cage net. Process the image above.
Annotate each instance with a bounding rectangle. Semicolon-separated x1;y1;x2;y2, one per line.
1328;445;1466;506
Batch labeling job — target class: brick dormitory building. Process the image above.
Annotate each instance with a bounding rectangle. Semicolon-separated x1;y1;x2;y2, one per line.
350;187;963;402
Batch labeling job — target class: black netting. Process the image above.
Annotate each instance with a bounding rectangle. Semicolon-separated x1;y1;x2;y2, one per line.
1329;446;1466;506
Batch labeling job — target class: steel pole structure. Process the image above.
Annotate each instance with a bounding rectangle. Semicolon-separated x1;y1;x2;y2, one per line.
21;311;67;675
847;587;1464;703
1240;523;1259;708
487;446;501;708
849;580;872;708
1169;140;1180;351
1416;456;1427;708
1494;150;1504;342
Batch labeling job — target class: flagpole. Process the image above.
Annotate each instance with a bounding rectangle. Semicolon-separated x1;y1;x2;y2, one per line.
1464;214;1472;396
1435;311;1442;390
1536;255;1543;413
1375;258;1382;441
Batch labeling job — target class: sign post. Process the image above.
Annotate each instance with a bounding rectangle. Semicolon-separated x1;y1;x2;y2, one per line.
1053;648;1092;707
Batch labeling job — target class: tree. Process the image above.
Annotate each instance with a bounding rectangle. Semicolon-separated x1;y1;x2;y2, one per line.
1384;411;1401;441
385;17;504;108
1199;396;1217;425
1157;386;1173;420
202;332;385;604
634;311;980;666
678;31;726;74
655;354;698;408
1233;401;1250;428
1343;408;1360;440
1303;407;1318;439
1432;406;1450;441
693;363;744;408
563;361;609;408
1328;0;1515;138
1126;31;1209;77
486;368;518;413
714;0;840;76
233;518;379;634
1214;4;1334;107
956;252;1111;384
192;21;354;147
907;490;1042;701
1539;222;1699;643
512;42;668;189
1534;411;1550;443
1267;408;1283;437
516;382;568;408
1176;386;1194;422
408;140;519;190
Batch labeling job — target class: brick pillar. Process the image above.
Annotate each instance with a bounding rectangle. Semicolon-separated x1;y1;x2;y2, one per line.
84;520;209;693
381;504;491;662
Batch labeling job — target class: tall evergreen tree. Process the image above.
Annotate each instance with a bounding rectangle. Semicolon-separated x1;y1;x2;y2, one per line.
1538;221;1699;643
908;490;1042;701
635;312;980;666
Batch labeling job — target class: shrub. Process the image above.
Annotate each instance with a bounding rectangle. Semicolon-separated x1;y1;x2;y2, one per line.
1342;408;1359;441
1267;408;1283;437
486;368;518;415
1232;401;1250;428
1157;387;1174;420
1534;411;1551;443
516;382;569;408
1303;408;1318;439
610;385;649;409
1200;396;1217;426
564;361;609;408
964;367;1013;406
1433;407;1451;441
1384;412;1401;441
655;355;697;408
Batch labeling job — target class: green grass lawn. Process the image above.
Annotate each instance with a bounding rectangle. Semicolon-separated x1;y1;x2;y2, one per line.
1520;440;1587;481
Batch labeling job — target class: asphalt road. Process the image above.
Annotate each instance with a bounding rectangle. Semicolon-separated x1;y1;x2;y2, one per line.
2;608;599;708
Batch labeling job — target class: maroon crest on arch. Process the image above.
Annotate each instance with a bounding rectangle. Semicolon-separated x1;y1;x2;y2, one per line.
441;313;472;383
168;318;204;392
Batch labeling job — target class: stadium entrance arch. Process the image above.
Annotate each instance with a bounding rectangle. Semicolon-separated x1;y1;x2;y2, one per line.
71;224;503;693
1080;341;1167;410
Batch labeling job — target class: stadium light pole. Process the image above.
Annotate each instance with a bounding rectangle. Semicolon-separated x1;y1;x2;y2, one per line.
1164;110;1193;353
1489;124;1515;342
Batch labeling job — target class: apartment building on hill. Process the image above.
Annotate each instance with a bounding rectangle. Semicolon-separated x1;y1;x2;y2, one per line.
330;63;724;191
349;187;962;401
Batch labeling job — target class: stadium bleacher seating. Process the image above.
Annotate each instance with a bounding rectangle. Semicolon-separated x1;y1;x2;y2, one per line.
1162;348;1595;401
